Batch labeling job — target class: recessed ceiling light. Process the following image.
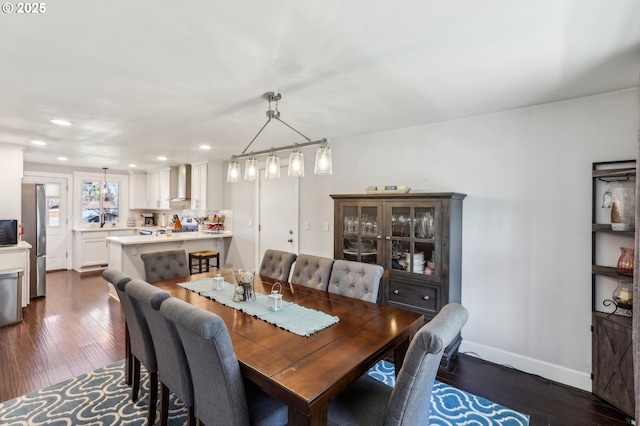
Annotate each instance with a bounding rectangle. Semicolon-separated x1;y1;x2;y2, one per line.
129;164;137;168
157;156;167;161
57;156;68;161
50;119;72;126
199;145;211;150
31;140;47;146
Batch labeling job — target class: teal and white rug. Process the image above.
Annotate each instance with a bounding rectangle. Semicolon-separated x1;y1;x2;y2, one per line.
0;360;529;425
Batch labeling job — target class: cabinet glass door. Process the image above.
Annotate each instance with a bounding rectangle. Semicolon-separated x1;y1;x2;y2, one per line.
388;202;439;280
341;204;380;264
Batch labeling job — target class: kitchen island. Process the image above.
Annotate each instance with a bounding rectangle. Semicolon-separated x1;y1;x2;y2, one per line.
106;231;231;299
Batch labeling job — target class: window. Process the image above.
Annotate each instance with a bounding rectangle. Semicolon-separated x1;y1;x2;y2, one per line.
74;171;128;228
45;183;60;227
81;180;120;224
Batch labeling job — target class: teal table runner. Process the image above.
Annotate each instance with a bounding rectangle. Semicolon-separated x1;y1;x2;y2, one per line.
178;279;340;337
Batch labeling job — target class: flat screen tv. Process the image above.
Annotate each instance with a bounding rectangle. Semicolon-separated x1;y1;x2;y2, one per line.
0;219;18;246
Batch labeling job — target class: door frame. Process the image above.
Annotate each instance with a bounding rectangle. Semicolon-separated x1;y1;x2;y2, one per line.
254;163;300;269
23;171;73;270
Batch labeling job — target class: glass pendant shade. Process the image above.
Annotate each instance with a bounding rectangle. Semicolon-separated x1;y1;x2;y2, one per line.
226;158;240;182
244;157;258;181
288;149;305;177
265;152;280;179
314;143;332;175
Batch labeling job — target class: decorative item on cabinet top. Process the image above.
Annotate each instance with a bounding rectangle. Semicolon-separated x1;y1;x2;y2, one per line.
610;186;635;231
365;185;410;194
616;247;634;276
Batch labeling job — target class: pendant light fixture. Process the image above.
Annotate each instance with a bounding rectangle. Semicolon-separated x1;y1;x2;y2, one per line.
244;155;258;181
226;92;332;182
226;156;240;182
288;144;304;177
314;140;332;175
265;149;280;179
100;167;108;228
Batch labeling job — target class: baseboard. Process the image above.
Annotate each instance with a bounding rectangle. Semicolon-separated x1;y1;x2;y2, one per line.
460;340;592;392
73;266;107;274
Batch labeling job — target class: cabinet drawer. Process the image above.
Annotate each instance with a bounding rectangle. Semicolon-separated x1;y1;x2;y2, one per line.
81;231;109;239
387;281;439;314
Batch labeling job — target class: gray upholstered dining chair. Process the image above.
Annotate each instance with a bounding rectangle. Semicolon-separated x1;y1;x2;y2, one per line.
103;270;159;425
140;249;190;283
259;249;297;281
289;253;335;291
160;297;288;426
327;259;384;303
125;279;196;426
328;303;469;425
102;269;134;385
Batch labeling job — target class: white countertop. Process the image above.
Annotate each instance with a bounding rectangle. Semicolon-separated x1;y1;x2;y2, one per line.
107;231;232;246
0;241;32;251
73;226;140;232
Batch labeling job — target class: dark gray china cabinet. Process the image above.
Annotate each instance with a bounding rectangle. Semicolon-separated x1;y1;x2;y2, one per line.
591;160;636;418
331;192;466;368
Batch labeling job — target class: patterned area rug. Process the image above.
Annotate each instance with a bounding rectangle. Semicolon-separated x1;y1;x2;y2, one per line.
0;360;529;425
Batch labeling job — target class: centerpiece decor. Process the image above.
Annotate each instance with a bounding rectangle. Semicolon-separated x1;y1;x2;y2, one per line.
232;269;256;302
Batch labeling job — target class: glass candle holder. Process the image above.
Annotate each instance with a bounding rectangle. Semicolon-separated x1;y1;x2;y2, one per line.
613;279;633;310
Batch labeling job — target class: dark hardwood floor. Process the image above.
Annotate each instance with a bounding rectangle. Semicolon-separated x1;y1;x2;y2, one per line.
0;270;633;425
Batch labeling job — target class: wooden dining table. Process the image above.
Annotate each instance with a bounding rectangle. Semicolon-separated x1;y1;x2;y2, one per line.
152;270;424;426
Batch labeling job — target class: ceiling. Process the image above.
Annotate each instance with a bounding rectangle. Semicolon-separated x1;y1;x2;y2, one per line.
2;0;640;171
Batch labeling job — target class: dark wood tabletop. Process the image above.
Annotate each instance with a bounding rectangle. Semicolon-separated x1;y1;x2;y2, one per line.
152;270;424;426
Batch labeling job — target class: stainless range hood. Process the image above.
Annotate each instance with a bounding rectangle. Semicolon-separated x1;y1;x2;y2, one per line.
170;164;191;208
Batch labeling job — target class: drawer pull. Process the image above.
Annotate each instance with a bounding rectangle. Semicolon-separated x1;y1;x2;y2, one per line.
393;289;400;294
423;295;429;300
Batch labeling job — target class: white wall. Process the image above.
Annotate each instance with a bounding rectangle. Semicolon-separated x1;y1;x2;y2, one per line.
224;88;639;391
0;146;24;220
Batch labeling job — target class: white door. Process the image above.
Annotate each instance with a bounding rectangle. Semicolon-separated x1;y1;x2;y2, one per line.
258;167;299;266
23;175;71;270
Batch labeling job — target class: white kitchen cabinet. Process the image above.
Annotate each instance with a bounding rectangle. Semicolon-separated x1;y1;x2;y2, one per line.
80;231;109;267
0;242;31;307
73;229;137;272
129;171;147;210
191;162;208;210
146;168;171;210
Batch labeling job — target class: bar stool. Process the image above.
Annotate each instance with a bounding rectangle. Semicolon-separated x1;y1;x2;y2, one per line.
189;251;220;274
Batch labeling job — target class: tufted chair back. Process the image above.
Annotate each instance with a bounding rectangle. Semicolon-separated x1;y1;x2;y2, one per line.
328;303;469;425
160;298;287;425
125;280;196;425
141;249;190;283
259;249;297;281
327;259;383;303
103;270;159;425
290;254;335;291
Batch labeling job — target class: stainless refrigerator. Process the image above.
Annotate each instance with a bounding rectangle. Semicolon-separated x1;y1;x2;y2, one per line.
21;183;46;298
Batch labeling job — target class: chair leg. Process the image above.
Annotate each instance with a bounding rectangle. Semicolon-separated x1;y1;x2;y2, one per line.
125;326;132;386
132;358;141;401
187;405;196;426
160;382;169;426
148;371;158;425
